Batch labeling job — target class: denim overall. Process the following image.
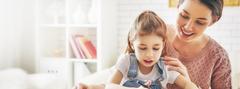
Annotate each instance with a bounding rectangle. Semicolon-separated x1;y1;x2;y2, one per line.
122;54;167;89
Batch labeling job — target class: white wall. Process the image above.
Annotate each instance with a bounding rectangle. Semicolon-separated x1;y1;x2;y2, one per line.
0;0;22;69
116;0;175;54
115;0;240;88
0;0;35;73
100;0;118;69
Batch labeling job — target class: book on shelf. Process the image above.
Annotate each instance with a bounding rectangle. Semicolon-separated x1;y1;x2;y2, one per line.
70;34;86;59
70;34;97;59
76;35;97;59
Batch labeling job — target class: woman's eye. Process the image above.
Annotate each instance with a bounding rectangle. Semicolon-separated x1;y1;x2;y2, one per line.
180;13;189;19
139;47;146;50
196;21;205;25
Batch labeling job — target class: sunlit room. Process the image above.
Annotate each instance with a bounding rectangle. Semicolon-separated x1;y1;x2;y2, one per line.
0;0;239;89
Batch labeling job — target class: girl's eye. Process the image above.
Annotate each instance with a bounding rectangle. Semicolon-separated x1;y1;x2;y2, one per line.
153;48;160;51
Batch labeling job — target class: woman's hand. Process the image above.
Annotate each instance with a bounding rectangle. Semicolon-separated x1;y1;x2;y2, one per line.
163;56;190;80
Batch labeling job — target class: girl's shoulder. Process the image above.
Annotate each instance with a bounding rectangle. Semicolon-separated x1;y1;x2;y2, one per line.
115;53;131;75
116;53;131;66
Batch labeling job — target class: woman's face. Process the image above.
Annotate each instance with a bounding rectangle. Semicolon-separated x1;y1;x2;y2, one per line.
176;0;213;42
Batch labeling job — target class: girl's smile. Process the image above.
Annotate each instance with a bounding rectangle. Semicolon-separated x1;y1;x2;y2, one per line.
143;59;154;65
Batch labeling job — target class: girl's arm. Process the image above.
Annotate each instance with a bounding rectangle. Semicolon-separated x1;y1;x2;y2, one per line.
105;83;147;89
75;69;146;89
106;69;147;89
109;69;123;84
73;69;123;89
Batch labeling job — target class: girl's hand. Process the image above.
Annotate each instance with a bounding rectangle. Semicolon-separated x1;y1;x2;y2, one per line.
144;80;152;88
137;86;148;89
73;83;89;89
163;56;190;80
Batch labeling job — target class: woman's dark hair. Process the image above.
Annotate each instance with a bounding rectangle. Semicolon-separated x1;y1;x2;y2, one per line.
178;0;224;22
125;10;167;54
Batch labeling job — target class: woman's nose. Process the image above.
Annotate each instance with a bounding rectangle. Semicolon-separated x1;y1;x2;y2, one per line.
184;20;194;31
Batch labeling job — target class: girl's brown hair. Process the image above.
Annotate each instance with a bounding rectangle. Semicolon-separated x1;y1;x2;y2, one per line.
125;10;167;55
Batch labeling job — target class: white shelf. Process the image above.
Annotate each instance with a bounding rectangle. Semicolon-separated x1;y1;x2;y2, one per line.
40;24;67;27
70;59;98;63
36;0;118;87
40;24;97;28
35;0;101;88
68;24;97;28
39;57;97;63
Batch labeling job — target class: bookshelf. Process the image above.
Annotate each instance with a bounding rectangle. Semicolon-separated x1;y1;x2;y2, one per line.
35;0;102;88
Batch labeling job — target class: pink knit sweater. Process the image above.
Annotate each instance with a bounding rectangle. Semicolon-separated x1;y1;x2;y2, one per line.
166;38;232;89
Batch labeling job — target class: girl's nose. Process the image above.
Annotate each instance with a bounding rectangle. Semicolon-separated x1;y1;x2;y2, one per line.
146;49;154;57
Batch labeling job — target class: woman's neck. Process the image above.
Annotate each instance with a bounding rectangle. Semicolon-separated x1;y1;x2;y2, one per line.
173;34;209;59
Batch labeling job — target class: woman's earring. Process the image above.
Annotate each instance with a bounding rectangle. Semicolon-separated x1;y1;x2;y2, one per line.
131;45;135;51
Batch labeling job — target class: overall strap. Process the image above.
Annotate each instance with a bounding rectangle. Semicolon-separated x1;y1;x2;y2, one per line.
156;57;167;81
127;53;138;79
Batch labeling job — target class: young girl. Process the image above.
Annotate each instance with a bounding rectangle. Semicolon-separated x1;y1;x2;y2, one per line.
74;10;198;89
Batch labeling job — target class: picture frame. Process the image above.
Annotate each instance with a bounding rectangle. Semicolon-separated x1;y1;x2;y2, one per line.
169;0;240;7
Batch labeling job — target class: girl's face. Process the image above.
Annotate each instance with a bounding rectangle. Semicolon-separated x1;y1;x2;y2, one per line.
132;33;164;68
176;0;213;42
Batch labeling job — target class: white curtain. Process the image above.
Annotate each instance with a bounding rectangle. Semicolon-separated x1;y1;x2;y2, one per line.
0;0;23;69
0;0;35;70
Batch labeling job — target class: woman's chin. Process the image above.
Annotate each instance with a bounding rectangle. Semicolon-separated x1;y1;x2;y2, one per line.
177;34;194;43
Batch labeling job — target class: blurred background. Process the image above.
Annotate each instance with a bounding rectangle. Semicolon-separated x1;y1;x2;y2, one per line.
0;0;239;89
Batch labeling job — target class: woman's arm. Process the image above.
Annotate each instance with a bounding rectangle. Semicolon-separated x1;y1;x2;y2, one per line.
163;56;199;89
211;56;231;89
174;75;198;89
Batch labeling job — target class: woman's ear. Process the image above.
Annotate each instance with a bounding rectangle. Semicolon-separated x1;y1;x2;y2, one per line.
209;16;219;26
161;41;168;57
163;41;166;47
131;44;135;51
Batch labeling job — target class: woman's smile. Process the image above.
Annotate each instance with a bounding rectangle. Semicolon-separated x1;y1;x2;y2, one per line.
179;27;194;39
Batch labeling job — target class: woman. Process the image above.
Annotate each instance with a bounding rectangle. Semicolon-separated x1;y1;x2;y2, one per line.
164;0;231;89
